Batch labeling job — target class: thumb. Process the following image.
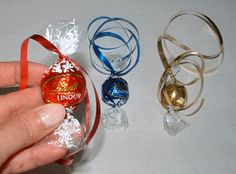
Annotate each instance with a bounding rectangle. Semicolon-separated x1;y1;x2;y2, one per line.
0;104;65;166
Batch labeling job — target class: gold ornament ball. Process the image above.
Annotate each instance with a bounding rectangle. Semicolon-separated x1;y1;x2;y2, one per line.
160;81;188;110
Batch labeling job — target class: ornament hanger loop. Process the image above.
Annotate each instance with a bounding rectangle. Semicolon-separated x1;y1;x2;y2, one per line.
88;16;140;76
162;10;224;73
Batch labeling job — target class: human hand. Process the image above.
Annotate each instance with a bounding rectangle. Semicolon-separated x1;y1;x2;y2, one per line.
0;62;67;173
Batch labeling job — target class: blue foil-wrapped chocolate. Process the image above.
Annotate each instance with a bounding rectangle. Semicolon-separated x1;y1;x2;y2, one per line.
88;16;140;129
102;77;129;107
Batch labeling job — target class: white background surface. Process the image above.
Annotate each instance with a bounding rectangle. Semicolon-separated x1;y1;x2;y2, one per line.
0;0;236;174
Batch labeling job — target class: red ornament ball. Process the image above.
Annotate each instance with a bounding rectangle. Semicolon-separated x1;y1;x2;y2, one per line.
41;58;86;108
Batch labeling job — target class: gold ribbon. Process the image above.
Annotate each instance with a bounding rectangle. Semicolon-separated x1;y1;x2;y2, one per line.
157;10;224;116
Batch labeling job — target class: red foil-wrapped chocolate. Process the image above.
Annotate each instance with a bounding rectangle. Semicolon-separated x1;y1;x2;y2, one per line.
20;34;100;165
41;57;86;109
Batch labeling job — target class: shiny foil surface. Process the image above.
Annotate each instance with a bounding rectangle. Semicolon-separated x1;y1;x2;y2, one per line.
102;77;129;107
41;58;86;108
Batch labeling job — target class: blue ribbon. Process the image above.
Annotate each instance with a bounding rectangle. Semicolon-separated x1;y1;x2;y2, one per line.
88;16;140;76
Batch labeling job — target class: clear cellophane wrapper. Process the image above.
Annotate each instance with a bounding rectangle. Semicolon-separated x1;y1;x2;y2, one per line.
36;19;100;158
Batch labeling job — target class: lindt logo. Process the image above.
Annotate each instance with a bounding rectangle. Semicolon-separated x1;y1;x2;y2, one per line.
51;81;79;93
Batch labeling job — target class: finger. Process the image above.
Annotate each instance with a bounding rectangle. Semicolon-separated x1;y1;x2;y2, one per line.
0;143;67;174
0;61;47;87
0;104;65;166
0;86;44;123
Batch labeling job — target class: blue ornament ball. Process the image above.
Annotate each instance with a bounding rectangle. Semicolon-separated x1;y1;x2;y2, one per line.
102;77;129;107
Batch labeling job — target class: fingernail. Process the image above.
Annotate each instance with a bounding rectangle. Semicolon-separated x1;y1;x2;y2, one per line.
39;104;65;128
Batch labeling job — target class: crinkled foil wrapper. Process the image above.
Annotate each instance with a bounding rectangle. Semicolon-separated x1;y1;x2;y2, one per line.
45;19;81;56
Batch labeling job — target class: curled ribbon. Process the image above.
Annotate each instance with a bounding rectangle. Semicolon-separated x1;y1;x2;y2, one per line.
87;16;140;76
20;34;101;165
163;10;224;73
157;11;224;135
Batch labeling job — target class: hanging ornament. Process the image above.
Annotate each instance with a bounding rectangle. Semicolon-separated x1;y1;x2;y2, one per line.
88;17;140;129
157;11;224;136
20;19;100;165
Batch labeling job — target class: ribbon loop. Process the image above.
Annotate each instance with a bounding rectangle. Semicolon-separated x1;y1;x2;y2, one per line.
88;16;140;76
